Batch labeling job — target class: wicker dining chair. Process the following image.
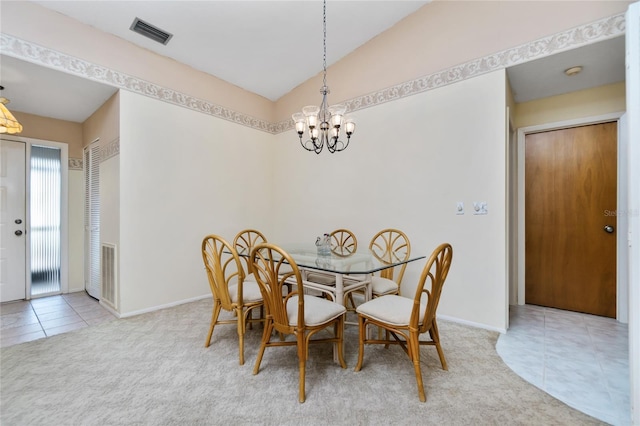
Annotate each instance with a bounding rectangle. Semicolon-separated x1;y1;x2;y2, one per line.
306;228;359;290
354;243;453;402
233;229;268;282
330;228;358;257
368;228;411;297
250;242;347;403
346;228;411;309
201;234;264;365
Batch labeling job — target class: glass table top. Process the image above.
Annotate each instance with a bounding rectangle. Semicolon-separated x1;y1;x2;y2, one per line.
238;243;425;275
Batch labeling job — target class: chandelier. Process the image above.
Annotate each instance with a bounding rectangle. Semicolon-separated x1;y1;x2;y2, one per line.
292;0;355;154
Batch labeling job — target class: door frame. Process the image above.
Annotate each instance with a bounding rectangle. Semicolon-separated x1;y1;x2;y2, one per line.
515;111;627;321
1;135;69;299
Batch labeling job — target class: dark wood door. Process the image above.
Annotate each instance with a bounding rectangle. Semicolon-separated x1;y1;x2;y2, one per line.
525;122;617;317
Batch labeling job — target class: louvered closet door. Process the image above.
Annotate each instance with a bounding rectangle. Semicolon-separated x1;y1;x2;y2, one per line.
84;142;100;299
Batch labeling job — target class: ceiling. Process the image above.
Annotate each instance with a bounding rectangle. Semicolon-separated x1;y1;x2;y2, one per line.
0;1;626;123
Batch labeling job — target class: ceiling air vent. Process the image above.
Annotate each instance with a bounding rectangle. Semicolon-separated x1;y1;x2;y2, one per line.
129;17;173;45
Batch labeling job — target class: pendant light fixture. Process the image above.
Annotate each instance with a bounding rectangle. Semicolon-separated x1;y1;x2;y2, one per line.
0;86;23;135
292;0;355;154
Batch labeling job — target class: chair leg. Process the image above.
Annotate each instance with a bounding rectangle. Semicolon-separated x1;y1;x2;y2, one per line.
237;307;246;365
409;330;426;402
354;315;366;372
430;320;448;370
205;299;222;348
383;329;391;348
298;335;306;403
335;316;347;369
347;293;356;310
253;318;273;375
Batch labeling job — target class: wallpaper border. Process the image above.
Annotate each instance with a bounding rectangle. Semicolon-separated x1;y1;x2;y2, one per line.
0;12;625;136
68;157;82;170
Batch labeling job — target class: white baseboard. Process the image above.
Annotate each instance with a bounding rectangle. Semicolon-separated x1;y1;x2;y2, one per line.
437;313;507;334
116;294;211;319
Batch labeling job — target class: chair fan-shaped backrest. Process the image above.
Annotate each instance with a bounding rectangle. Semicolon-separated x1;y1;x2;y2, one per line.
369;229;411;287
234;229;267;275
201;234;245;309
414;243;453;333
251;243;305;332
330;229;358;257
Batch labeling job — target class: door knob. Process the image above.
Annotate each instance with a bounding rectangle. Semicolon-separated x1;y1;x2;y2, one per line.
15;230;23;236
604;225;614;234
15;219;22;224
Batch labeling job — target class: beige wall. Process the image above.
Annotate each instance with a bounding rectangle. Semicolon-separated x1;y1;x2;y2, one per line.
117;90;274;314
2;1;630;125
275;0;632;122
514;82;626;128
1;1;273;124
272;70;508;330
12;111;83;157
83;92;120;149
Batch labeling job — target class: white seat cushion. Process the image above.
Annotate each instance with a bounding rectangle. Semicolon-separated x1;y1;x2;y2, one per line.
228;281;263;303
371;276;399;295
244;272;257;282
356;295;425;326
287;295;346;326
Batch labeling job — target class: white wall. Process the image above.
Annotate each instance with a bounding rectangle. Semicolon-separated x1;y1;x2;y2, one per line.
100;152;120;306
114;71;509;331
272;70;508;331
117;91;274;315
625;2;640;423
68;169;84;292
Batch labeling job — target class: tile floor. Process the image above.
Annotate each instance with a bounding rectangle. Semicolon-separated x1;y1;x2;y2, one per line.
497;304;630;426
0;292;117;348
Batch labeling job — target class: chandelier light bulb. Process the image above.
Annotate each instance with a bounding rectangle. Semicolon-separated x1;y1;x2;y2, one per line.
344;118;356;135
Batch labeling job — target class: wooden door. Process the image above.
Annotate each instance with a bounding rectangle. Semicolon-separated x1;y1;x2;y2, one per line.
525;122;617;317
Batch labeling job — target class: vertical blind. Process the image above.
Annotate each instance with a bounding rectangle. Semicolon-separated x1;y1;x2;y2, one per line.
84;142;101;299
30;145;62;295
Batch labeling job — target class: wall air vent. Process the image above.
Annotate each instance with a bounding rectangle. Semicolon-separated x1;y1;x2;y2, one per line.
129;17;173;45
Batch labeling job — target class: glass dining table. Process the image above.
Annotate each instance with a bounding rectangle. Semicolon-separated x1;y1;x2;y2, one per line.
237;242;425;305
237;242;426;363
258;243;426;308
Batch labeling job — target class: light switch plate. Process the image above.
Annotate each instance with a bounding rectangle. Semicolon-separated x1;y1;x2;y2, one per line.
473;201;488;215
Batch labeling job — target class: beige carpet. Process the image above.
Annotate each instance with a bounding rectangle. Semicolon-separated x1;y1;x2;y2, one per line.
0;298;605;425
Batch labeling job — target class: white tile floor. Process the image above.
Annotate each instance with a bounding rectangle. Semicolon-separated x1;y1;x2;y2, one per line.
497;304;630;426
0;292;117;348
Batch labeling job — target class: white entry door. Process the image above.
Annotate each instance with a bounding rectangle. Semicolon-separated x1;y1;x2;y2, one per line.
0;138;27;302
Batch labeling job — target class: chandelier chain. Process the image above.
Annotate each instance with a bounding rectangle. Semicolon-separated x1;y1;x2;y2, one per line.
322;0;327;89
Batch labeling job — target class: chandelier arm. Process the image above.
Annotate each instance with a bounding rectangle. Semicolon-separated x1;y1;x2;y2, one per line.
329;137;349;153
339;137;350;152
301;137;325;154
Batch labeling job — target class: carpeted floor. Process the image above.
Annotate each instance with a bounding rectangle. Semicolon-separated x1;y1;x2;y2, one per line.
0;298;605;425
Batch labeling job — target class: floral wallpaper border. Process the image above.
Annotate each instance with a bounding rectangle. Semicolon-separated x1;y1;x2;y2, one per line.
67;137;119;170
1;11;625;137
68;158;83;170
101;137;119;162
